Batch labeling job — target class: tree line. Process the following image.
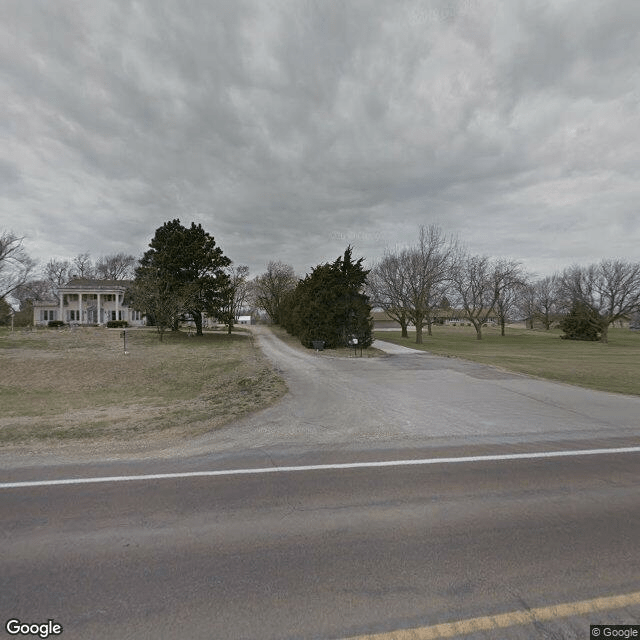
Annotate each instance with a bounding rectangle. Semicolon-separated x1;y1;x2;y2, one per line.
253;225;640;345
366;225;640;343
3;223;639;344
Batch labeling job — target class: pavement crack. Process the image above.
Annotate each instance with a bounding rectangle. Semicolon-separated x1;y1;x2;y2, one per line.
508;589;570;640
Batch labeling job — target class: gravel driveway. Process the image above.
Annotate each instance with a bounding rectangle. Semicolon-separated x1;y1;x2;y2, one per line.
172;326;640;456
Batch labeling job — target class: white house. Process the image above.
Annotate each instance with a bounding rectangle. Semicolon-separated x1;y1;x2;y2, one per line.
32;279;145;326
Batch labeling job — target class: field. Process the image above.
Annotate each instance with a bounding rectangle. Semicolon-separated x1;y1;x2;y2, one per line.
375;324;640;396
0;326;286;447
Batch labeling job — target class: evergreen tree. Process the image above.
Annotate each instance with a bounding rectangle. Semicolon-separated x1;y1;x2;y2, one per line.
136;220;230;335
288;247;373;349
559;302;603;341
0;297;12;325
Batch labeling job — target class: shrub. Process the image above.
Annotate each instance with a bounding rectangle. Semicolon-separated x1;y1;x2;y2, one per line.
47;320;65;328
106;320;129;328
559;303;602;341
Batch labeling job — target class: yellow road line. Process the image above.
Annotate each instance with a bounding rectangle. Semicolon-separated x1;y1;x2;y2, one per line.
345;590;640;639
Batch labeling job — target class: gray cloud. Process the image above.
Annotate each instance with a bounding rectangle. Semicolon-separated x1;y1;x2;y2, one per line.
1;0;638;280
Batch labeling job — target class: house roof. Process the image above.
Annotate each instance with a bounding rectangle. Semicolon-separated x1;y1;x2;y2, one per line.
60;278;133;291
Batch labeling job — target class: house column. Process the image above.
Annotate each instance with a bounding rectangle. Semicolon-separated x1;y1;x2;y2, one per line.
97;293;101;325
59;291;64;323
115;291;120;322
78;294;83;324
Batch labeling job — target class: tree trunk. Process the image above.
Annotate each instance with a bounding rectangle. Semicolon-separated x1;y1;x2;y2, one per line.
427;317;433;337
474;323;483;340
500;318;506;336
600;322;609;344
194;311;203;336
400;320;408;338
415;323;423;344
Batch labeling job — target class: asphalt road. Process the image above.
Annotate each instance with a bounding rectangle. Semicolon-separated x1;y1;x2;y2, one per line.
2;450;640;639
1;327;639;639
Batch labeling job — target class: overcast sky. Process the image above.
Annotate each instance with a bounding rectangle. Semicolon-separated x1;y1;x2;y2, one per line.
1;0;639;280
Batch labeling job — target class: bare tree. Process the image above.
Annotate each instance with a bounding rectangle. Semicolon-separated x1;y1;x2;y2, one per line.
219;265;250;334
0;231;36;300
11;279;52;309
367;252;410;338
533;275;561;330
518;282;537;330
401;225;456;344
72;252;95;279
43;259;75;296
95;253;137;280
494;263;527;336
517;275;562;330
254;261;297;325
367;225;456;343
558;260;640;343
450;253;520;340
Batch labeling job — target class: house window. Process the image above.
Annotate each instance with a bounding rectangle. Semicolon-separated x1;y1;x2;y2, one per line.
41;310;56;321
68;310;80;322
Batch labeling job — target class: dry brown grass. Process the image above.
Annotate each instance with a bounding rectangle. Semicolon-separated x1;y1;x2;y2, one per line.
0;326;286;446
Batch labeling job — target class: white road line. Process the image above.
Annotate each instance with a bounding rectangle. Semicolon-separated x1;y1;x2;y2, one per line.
1;446;639;489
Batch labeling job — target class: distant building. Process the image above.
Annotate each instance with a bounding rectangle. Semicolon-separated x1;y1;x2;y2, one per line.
32;279;145;326
372;308;497;328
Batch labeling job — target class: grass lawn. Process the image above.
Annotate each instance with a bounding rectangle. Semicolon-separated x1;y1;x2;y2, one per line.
375;324;640;396
0;326;286;445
